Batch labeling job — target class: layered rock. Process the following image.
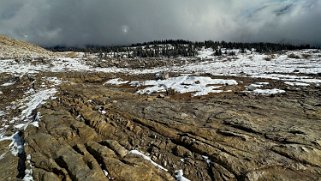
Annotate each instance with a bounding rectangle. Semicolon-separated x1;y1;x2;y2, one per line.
18;79;321;180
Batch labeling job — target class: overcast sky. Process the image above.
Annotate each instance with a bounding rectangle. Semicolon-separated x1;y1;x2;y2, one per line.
0;0;320;47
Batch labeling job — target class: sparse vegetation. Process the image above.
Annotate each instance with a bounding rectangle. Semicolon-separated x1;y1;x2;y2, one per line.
0;35;54;59
288;53;301;59
301;54;312;59
264;54;276;61
65;52;79;58
264;56;272;61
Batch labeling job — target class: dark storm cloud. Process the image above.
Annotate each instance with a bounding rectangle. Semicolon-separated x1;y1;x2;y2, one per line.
0;0;320;46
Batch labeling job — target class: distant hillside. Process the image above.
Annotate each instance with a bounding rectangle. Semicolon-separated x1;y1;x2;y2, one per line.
0;35;54;59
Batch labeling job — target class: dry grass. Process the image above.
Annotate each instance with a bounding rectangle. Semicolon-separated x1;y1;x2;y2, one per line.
0;34;54;59
65;52;79;58
0;35;46;52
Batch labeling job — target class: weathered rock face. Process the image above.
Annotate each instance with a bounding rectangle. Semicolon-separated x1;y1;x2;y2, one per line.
1;72;321;180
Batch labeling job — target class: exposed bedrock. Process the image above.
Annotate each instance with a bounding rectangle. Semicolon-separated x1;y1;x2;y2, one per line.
18;81;321;181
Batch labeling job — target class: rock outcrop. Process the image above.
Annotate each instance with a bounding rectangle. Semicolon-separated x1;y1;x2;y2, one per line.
10;76;320;180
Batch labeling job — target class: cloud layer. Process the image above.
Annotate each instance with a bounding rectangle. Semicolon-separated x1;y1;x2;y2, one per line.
0;0;320;46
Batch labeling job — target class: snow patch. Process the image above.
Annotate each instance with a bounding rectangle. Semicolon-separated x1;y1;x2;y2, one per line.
0;132;24;156
246;82;269;91
23;169;33;181
129;150;168;171
46;77;62;86
50;57;91;72
105;78;129;85
1;81;16;86
19;88;57;122
256;82;270;85
105;76;238;96
284;82;310;86
175;170;191;181
103;170;109;177
202;155;211;165
136;76;237;96
293;79;321;84
197;48;214;59
0;152;7;160
14;123;27;129
11;89;56;132
252;89;286;95
253;74;321;85
23;154;34;181
0;88;58;156
111;76;237;97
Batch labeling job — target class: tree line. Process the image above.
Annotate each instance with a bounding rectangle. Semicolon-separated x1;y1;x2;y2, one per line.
47;39;316;58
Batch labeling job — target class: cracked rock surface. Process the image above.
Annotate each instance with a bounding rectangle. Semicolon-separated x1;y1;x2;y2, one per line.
1;72;319;180
1;35;321;180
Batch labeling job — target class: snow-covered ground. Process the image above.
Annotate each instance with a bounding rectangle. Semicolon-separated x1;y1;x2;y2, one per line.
245;88;286;95
0;48;320;142
175;170;191;181
0;111;5;117
105;78;129;85
0;49;320;84
1;49;319;98
1;81;16;87
106;76;237;96
197;48;215;60
244;82;286;95
284;82;310;86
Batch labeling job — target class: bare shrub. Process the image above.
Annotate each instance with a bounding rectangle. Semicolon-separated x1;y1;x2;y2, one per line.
301;54;312;59
264;54;276;61
264;57;272;61
288;53;300;59
166;88;177;96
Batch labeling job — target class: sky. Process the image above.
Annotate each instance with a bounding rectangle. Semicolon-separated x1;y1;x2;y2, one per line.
0;0;320;47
